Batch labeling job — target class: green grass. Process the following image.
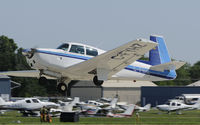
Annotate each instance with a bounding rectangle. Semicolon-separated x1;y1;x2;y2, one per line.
1;110;200;125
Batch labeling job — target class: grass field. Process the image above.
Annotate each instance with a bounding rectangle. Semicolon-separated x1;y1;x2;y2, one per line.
1;110;200;125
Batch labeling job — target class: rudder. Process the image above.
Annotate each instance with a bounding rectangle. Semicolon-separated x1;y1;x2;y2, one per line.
149;35;171;65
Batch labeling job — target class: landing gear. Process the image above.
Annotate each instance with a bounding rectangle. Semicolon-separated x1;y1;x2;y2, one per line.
57;83;67;93
93;76;104;86
39;76;48;85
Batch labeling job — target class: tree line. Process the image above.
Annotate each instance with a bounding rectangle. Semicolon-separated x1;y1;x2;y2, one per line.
0;35;200;97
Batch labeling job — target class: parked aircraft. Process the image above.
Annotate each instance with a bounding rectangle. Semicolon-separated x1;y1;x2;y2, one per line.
0;97;59;116
85;98;119;115
119;103;151;112
156;100;200;114
0;35;185;93
107;104;135;117
135;104;151;112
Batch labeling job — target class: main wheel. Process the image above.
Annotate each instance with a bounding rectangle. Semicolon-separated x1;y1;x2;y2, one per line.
39;77;48;85
93;76;104;86
57;83;67;93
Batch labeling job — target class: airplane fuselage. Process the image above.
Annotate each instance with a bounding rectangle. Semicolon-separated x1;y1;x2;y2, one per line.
24;43;176;82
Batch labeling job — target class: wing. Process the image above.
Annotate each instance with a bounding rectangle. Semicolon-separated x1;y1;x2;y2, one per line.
0;70;55;79
63;39;158;80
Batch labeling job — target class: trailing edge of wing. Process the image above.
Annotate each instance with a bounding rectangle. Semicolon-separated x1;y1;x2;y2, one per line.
150;61;186;72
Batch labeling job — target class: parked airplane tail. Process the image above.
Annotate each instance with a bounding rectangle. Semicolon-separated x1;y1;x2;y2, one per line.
149;35;171;65
120;104;135;116
0;97;5;105
144;104;151;111
110;98;118;109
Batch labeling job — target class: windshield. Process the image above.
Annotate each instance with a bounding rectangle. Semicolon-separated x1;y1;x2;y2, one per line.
57;43;69;51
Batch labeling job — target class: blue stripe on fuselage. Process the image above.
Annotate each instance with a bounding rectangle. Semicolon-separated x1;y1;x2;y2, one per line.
33;49;176;80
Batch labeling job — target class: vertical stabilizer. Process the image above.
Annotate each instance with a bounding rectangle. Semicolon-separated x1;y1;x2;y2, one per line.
149;35;171;65
120;104;134;116
144;104;151;111
0;97;5;105
110;98;118;109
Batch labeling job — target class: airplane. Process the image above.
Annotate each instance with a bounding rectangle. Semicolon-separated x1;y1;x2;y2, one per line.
0;97;59;116
85;98;119;115
119;103;151;112
156;100;200;114
134;104;151;112
0;35;185;93
107;104;135;117
50;97;80;116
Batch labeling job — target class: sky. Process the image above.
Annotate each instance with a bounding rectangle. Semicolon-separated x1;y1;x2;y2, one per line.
0;0;200;65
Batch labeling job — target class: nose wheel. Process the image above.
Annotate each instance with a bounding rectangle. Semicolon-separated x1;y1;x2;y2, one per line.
57;83;67;93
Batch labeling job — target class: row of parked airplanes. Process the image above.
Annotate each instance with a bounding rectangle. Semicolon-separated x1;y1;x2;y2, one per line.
0;97;151;117
1;95;200;117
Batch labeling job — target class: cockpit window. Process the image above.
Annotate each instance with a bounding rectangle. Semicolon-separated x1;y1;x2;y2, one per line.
70;45;85;54
86;47;98;56
172;102;176;106
32;99;39;103
26;100;31;103
57;44;69;51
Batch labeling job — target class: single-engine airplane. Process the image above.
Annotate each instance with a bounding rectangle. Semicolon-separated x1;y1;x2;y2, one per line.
0;97;59;116
0;35;185;93
157;100;200;114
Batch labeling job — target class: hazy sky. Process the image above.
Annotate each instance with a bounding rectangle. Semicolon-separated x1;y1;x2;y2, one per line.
0;0;200;65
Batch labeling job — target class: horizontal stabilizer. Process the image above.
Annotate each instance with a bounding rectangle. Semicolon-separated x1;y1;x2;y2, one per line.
150;61;185;72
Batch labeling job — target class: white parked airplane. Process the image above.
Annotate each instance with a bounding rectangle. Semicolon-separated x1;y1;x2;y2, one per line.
0;35;185;93
107;104;135;117
0;97;59;116
135;104;151;112
156;100;200;114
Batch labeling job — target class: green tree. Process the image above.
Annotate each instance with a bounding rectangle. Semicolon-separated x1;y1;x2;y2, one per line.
190;61;200;83
0;36;17;71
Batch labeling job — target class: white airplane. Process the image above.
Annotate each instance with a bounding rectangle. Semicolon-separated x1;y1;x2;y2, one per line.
135;104;151;112
107;104;135;117
119;103;151;112
156;100;200;114
0;35;185;93
0;97;59;116
85;98;119;115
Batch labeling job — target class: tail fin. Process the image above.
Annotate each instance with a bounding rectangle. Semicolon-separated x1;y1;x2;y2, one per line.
0;97;6;105
110;98;118;109
71;97;80;105
120;104;135;116
144;104;151;111
149;35;171;65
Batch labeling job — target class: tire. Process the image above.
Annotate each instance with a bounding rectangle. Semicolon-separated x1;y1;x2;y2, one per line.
93;76;104;86
57;83;67;93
